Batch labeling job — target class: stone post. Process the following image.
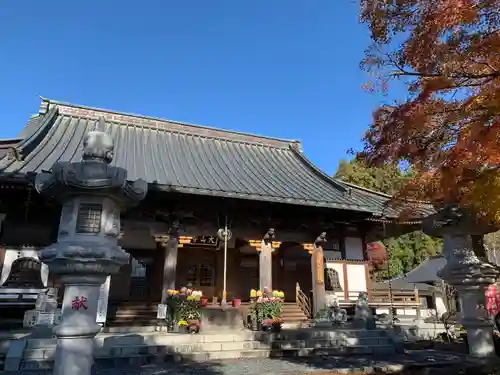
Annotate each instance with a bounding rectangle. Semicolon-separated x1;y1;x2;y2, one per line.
423;206;500;358
257;229;276;292
310;232;327;315
35;119;147;375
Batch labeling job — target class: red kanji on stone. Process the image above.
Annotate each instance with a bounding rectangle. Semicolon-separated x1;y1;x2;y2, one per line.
71;296;88;310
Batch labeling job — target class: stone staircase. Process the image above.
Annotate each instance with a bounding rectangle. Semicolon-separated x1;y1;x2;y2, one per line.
6;328;397;371
239;302;310;327
106;301;158;327
281;302;310;326
108;301;310;328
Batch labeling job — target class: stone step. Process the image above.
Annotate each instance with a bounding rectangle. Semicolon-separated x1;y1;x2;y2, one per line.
106;320;159;327
24;333;391;352
15;329;397;371
111;313;157;319
19;343;396;370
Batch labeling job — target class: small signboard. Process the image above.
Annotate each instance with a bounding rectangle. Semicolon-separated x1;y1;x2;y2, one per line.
36;312;55;326
96;276;111;324
157;304;167;319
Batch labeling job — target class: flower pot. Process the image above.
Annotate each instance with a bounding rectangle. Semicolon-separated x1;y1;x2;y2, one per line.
261;324;273;332
232;299;241;308
167;323;180;333
187;324;200;334
200;298;208;307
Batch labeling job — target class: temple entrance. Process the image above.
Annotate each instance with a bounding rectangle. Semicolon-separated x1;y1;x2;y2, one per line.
129;257;154;299
274;244;312;302
124;249;163;302
177;248;217;298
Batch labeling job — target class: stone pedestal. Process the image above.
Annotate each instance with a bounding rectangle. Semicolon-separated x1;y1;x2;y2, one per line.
34;121;147;375
354;292;375;329
54;277;104;375
456;285;496;357
24;288;61;334
423;206;500;359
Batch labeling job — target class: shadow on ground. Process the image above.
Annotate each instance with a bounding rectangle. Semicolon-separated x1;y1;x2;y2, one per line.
2;332;226;375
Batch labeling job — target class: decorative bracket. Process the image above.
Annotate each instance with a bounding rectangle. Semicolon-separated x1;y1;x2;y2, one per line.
302;243;314;254
154;235;192;248
248;228;280;251
249;240;281;252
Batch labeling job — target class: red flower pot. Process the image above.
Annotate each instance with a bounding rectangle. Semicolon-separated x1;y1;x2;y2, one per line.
232;299;241;308
200;298;208;307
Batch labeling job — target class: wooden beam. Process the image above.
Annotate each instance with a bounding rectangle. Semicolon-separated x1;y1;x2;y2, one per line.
342;262;349;300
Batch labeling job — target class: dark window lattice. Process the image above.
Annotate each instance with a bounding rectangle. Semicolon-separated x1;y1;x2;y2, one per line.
76;203;102;234
325;268;342;292
4;258;44;288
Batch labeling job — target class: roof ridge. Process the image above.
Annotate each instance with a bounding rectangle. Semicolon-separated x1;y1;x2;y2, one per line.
40;97;300;148
288;144;351;195
334;179;393;199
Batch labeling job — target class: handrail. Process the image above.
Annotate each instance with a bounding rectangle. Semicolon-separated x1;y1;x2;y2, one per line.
295;282;312;319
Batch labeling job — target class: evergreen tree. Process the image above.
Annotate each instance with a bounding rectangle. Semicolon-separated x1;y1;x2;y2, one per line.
335;158;442;280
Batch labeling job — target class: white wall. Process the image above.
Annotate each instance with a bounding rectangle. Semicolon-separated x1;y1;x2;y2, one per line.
346;264;367;292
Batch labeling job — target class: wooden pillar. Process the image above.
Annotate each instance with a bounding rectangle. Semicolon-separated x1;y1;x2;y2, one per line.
304;232;327;314
342;262;349;300
249;228;280;292
154;225;191;303
414;285;421;321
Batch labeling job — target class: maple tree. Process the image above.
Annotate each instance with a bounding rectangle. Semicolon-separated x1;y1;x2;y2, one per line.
358;0;500;223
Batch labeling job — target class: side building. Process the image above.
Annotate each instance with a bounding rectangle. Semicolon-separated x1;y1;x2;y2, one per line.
0;98;427;325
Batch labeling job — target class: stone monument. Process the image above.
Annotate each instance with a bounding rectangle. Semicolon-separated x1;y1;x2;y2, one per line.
354;291;375;329
423;205;500;358
23;288;60;331
35;118;147;375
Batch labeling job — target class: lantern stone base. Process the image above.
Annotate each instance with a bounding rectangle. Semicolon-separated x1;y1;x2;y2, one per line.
201;306;245;331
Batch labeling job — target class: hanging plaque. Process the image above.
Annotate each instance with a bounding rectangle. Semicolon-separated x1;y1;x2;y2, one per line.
189;236;219;247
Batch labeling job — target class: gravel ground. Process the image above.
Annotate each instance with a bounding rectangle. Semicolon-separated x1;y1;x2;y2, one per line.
1;350;468;375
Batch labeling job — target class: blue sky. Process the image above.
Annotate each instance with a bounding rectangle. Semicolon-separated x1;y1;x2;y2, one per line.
0;1;393;175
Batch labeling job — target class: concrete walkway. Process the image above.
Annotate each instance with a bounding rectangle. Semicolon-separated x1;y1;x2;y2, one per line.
1;349;467;375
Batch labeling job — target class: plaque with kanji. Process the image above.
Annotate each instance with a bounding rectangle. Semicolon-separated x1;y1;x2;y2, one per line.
72;296;88;310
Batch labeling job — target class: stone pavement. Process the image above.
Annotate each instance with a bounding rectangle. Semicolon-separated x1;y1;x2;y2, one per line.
1;350;467;375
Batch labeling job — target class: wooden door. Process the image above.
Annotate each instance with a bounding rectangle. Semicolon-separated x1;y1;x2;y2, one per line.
129;257;155;300
177;249;217;298
278;257;312;302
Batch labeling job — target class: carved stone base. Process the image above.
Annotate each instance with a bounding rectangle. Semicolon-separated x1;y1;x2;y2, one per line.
458;288;496;357
53;283;103;375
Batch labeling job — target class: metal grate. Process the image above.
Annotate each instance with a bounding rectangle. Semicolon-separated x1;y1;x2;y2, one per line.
76;203;102;234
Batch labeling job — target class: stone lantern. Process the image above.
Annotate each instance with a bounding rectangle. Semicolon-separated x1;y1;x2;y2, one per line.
423;206;500;358
35;119;147;375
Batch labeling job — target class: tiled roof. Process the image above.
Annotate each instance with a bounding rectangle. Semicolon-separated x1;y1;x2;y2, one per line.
335;180;435;219
0;98;399;213
390;256;446;284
